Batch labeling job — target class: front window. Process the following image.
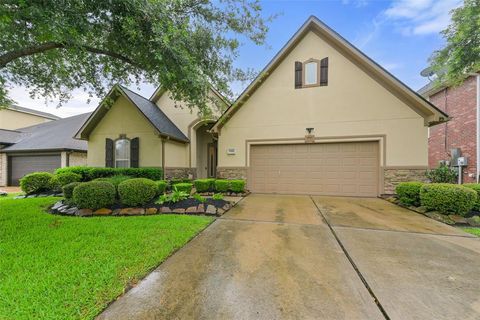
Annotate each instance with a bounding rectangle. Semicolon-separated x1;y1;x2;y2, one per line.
305;61;318;85
115;139;130;168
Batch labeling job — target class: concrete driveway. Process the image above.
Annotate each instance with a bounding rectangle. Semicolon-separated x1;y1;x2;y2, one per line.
98;194;480;320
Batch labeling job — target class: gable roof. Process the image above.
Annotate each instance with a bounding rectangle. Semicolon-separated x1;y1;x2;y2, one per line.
212;16;449;132
6;105;61;120
1;113;89;152
75;85;189;143
0;129;24;145
149;85;231;109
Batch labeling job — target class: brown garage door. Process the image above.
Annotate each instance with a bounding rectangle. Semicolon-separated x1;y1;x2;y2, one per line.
8;154;61;186
249;141;379;197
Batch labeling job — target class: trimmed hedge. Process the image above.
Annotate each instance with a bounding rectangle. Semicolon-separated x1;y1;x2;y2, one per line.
464;183;480;211
214;180;229;192
118;178;158;206
55;166;163;181
420;183;477;216
229;180;246;193
62;182;82;199
194;179;215;192
395;182;423;206
72;181;116;210
20;172;54;194
173;183;193;194
51;172;82;192
94;175;131;187
155;180;168;195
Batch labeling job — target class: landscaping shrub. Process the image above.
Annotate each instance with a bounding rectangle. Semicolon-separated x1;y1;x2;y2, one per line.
395;182;423;206
229;180;246;193
194;179;215;192
118;178;158;206
214;179;229;192
173;183;193;194
72;181;116;210
155;180;168;195
193;193;206;203
62;182;82;200
50;172;82;192
463;183;480;211
425;164;457;183
20;172;54;194
212;193;224;200
95;175;131;187
420;183;477;216
55;167;163;181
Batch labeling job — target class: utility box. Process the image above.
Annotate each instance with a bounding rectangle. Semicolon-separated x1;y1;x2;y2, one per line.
457;157;468;166
451;148;462;167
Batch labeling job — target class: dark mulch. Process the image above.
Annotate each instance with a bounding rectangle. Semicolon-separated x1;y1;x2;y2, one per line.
109;198;228;210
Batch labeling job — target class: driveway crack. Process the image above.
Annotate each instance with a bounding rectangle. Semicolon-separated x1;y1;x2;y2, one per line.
310;196;391;320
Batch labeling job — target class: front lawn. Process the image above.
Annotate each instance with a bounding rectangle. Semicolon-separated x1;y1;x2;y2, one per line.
462;228;480;237
0;196;213;319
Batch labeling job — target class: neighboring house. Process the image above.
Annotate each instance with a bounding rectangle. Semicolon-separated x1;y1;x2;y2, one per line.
74;16;447;196
0;114;88;186
0;105;60;130
419;75;480;183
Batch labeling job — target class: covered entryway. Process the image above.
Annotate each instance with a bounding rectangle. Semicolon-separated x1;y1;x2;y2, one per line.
248;141;379;197
8;154;61;185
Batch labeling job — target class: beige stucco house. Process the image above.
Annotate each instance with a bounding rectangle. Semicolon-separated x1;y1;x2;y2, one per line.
0;105;60;130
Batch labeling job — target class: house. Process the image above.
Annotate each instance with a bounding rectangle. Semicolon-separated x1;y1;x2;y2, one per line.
0;105;60;130
0;114;88;186
418;74;480;183
73;16;447;196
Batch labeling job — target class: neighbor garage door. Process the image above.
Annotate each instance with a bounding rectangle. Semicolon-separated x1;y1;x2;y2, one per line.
8;154;61;186
249;141;379;197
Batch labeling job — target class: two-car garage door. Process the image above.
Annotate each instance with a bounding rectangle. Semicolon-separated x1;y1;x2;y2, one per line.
8;155;61;186
249;141;379;197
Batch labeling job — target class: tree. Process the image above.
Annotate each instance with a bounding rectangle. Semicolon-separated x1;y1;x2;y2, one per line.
0;0;271;113
429;0;480;86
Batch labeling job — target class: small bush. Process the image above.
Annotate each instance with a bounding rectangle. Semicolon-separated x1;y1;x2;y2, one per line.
55;166;91;181
426;164;457;183
20;172;54;194
62;182;82;199
117;178;158;206
212;193;224;200
229;180;246;193
420;183;477;216
463;183;480;211
396;182;423;206
95;175;131;186
194;179;215;192
51;172;82;192
214;179;229;192
173;183;193;194
193;193;206;203
155;180;168;195
169;190;189;203
72;181;116;210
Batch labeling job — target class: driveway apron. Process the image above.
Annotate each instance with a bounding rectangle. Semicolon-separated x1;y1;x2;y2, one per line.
97;194;383;320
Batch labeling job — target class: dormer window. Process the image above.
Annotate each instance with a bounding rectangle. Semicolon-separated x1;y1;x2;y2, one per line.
295;57;329;89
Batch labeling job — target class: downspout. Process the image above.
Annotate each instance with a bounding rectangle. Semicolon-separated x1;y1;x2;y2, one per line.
477;74;480;182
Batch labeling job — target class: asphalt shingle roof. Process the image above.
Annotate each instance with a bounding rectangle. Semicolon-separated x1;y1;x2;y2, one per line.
0;129;24;144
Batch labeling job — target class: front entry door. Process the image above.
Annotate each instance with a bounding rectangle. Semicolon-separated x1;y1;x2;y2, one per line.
207;143;217;178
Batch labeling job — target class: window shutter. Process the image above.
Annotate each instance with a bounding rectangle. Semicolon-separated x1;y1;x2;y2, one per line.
320;57;329;86
105;138;114;168
130;137;139;168
295;61;303;88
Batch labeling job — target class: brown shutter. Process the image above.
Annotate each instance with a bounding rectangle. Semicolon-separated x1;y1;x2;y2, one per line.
105;138;114;167
130;137;139;168
295;61;303;88
320;57;328;86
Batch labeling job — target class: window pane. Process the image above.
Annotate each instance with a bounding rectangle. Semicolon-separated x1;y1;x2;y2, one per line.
305;62;318;85
115;160;130;168
115;139;130;167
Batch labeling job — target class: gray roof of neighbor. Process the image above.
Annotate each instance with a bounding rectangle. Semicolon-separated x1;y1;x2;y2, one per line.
120;86;188;142
0;129;24;144
1;113;89;152
7;105;61;120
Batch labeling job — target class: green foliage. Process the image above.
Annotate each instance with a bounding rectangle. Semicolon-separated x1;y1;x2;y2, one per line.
117;178;158;207
425;165;457;183
155;194;169;205
72;181;116;210
95;175;132;186
170;190;189;203
420;183;477;216
193;193;206;203
50;172;82;192
55;167;163;181
171;178;193;185
155;180;168;195
429;0;480;86
0;196;211;319
19;172;54;194
229;179;246;193
396;182;424;206
62;182;82;200
463;183;480;211
194;179;215;192
173;183;193;194
214;179;229;192
212;193;224;200
0;1;271;114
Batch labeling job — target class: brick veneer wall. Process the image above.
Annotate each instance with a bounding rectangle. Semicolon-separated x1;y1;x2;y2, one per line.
216;167;247;180
68;152;87;167
383;168;429;194
0;153;7;186
164;167;196;180
428;76;478;182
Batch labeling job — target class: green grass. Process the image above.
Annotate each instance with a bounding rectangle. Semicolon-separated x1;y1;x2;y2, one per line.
0;197;213;319
462;227;480;237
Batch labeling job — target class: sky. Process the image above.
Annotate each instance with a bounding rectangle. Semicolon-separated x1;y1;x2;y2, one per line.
8;0;462;118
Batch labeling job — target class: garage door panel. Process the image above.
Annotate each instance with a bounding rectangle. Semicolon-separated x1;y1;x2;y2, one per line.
249;141;379;197
9;155;61;186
